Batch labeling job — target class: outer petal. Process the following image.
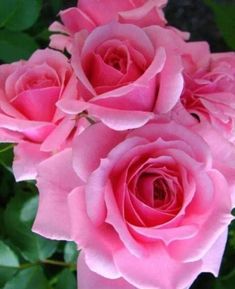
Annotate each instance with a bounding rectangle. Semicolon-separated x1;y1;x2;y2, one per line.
13;142;50;181
33;149;81;240
79;0;135;24
58;99;154;130
73;122;126;181
168;170;232;262
128;121;212;167
0;128;22;142
49;34;72;51
60;7;96;33
194;123;235;206
154;54;184;113
41;117;77;152
0;113;54;142
113;244;202;289
29;48;71;75
68;187;122;279
201;229;228;277
0;113;49;131
119;0;167;27
77;252;137;289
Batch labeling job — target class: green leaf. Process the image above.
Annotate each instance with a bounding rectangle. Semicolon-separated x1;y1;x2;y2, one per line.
0;208;5;236
0;143;14;170
0;0;18;27
213;281;225;289
0;240;19;287
217;267;235;289
3;266;48;289
5;0;42;31
0;166;15;210
35;28;51;42
4;193;58;262
0;240;19;267
20;195;39;222
55;269;77;289
50;0;63;14
204;0;235;49
64;242;78;264
0;29;38;63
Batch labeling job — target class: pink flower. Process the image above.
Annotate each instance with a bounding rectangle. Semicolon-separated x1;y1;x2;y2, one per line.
175;51;235;139
0;48;85;180
58;22;185;130
170;50;235;207
50;0;168;51
33;121;232;289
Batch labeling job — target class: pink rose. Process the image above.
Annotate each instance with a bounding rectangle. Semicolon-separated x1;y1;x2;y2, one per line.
170;50;235;206
50;0;168;51
0;48;86;180
175;51;235;139
58;22;185;130
33;121;232;289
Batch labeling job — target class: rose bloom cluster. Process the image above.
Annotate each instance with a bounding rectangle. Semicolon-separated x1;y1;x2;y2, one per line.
0;1;235;289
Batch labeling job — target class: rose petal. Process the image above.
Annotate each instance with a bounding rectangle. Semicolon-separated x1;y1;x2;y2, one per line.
77;251;137;289
168;170;232;262
33;149;81;240
13;142;50;181
0;128;22;142
0;113;54;142
105;181;147;257
68;187;122;279
79;0;135;24
11;87;60;122
89;54;124;88
129;224;198;245
58;99;154;130
91;47;166;101
60;7;95;33
119;0;167;27
41;117;76;152
155;54;184;113
201;229;228;277
84;136;145;226
113;244;202;289
73;122;126;181
129;122;212;167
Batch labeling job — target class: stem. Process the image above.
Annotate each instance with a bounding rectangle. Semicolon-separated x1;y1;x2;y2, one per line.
0;259;76;270
20;263;39;269
42;259;74;267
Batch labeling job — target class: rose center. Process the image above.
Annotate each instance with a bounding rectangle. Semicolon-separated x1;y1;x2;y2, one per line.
154;184;165;201
109;57;121;71
103;47;128;73
153;178;168;203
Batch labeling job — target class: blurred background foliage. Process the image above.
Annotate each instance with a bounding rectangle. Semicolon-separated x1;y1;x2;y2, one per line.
0;0;234;288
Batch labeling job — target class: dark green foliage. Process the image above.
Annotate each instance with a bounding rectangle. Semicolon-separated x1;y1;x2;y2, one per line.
204;0;235;49
3;266;49;289
0;164;77;288
4;193;58;262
